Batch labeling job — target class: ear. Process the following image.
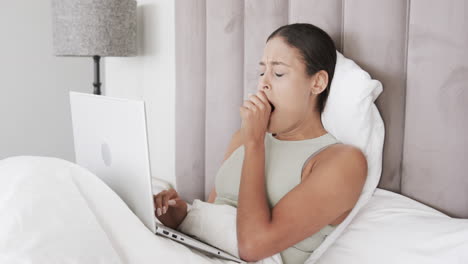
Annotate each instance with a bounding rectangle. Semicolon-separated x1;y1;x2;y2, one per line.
310;70;329;95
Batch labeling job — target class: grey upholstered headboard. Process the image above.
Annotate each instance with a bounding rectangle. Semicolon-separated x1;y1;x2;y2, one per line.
173;0;468;218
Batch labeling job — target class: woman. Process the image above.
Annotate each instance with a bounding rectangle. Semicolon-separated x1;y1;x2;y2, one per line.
154;23;367;264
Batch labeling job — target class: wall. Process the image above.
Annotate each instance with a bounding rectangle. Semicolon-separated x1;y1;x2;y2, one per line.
0;0;93;161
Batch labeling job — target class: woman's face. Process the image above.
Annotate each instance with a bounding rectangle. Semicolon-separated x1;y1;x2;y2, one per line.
258;36;320;134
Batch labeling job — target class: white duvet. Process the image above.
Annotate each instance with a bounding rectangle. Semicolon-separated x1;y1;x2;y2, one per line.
0;156;281;264
1;156;467;264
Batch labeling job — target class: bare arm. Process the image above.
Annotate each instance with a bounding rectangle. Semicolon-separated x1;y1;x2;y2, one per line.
237;144;367;262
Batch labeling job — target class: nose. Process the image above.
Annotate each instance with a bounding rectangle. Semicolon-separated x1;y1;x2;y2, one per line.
258;75;271;92
260;84;270;92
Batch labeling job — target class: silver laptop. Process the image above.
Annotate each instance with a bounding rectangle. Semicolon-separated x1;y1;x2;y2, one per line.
69;92;244;263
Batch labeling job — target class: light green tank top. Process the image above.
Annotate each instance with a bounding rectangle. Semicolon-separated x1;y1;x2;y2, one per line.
214;132;341;264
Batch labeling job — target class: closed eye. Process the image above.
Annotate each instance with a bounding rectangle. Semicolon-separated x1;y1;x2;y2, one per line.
259;73;284;77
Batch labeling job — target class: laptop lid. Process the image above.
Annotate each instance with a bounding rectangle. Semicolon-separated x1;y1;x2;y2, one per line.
69;91;156;233
69;92;244;263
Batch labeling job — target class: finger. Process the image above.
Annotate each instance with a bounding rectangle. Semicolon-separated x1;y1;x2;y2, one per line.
167;188;178;200
155;190;167;215
243;100;256;110
162;194;169;214
169;198;185;208
257;91;273;113
239;106;248;114
256;91;269;105
168;199;177;206
248;94;265;110
154;193;163;217
162;188;178;214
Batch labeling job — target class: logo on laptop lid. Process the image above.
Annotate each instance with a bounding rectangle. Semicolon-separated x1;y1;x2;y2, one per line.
101;142;112;167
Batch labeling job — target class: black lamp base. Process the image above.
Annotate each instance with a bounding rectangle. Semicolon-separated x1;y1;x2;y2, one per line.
93;55;102;95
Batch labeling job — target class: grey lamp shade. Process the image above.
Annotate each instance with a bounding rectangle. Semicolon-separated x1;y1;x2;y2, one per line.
51;0;137;57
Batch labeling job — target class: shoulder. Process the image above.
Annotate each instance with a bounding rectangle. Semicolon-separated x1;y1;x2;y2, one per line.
305;143;367;171
326;143;366;161
318;143;367;177
304;143;368;194
335;144;367;166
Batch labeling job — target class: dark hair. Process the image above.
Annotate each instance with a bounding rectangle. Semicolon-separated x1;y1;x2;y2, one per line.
267;23;337;114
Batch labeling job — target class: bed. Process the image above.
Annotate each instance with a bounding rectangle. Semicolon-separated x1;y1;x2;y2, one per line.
1;156;466;264
1;0;467;263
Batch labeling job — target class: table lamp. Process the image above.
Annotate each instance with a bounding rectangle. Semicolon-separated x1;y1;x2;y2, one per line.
51;0;137;95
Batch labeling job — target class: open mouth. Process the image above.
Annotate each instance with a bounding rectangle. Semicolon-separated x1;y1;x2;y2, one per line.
269;101;275;112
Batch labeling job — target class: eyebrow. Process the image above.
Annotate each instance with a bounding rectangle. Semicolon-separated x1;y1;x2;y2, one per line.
259;61;290;67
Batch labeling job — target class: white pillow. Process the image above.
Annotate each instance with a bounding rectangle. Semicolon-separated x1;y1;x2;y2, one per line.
316;188;468;264
305;51;385;263
178;199;283;264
